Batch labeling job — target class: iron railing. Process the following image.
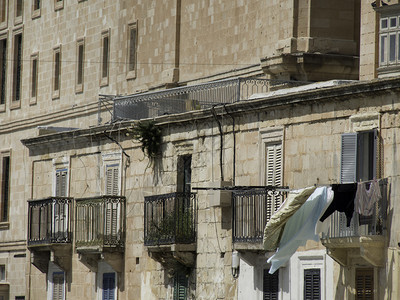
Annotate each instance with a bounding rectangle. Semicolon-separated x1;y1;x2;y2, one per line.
144;192;197;246
28;197;72;246
110;78;306;121
232;188;287;243
75;196;125;248
322;180;388;239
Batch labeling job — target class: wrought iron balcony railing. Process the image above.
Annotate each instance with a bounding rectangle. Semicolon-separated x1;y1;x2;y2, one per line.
75;196;126;249
232;188;287;243
322;180;388;239
144;192;197;246
105;77;307;122
28;197;72;246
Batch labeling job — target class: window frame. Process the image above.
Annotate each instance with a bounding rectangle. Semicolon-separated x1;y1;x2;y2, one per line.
0;150;10;227
177;155;192;194
30;52;38;105
0;33;7;112
47;263;65;300
355;268;375;300
52;45;61;99
31;0;41;19
100;29;110;87
75;38;85;93
173;271;189;300
14;0;23;25
378;13;400;68
0;0;8;30
0;265;5;282
11;28;22;109
126;21;138;80
340;129;378;184
54;0;64;11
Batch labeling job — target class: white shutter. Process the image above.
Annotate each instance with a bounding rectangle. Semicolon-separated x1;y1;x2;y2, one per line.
105;164;119;196
52;272;65;300
266;143;282;186
266;143;283;221
341;133;357;183
55;169;68;197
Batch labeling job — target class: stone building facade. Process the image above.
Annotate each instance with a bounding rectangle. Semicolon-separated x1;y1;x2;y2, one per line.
0;0;398;300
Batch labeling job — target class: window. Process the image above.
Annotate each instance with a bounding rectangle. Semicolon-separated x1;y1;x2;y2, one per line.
0;0;7;29
341;130;377;183
356;268;374;300
30;53;38;104
174;272;188;300
127;22;137;79
54;169;68;240
12;31;22;106
100;30;110;86
55;168;67;197
105;163;120;196
0;36;7;108
304;269;320;300
76;38;84;93
0;152;10;223
32;0;40;18
54;0;63;11
263;269;279;300
177;155;192;194
15;0;23;24
265;142;283;219
53;46;61;99
379;14;400;68
102;273;116;300
0;265;5;281
52;272;65;300
105;163;120;238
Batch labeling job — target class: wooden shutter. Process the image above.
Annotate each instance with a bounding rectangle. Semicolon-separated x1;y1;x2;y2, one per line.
55;169;67;197
341;133;357;183
174;273;188;300
52;272;65;300
106;164;119;196
304;269;321;300
103;273;116;300
356;269;374;300
266;143;283;221
263;269;279;300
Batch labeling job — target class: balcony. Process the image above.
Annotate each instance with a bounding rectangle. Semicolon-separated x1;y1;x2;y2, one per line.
27;197;72;272
144;192;197;268
232;188;287;252
75;195;125;252
321;180;388;267
75;195;125;272
99;77;307;123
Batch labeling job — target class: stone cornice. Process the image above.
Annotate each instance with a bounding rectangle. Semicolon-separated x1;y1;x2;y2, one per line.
21;77;400;149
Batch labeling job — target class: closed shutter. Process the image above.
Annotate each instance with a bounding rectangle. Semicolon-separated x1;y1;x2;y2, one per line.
106;164;119;196
263;268;279;300
105;201;119;238
55;169;68;239
52;272;64;300
356;269;374;300
103;273;116;300
304;269;320;300
55;169;67;197
174;273;188;300
266;143;283;221
341;133;357;183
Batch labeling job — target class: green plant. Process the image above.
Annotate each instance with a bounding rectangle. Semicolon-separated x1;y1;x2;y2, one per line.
128;121;162;159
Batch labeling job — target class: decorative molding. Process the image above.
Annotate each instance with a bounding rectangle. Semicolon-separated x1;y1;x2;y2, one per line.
350;112;380;132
